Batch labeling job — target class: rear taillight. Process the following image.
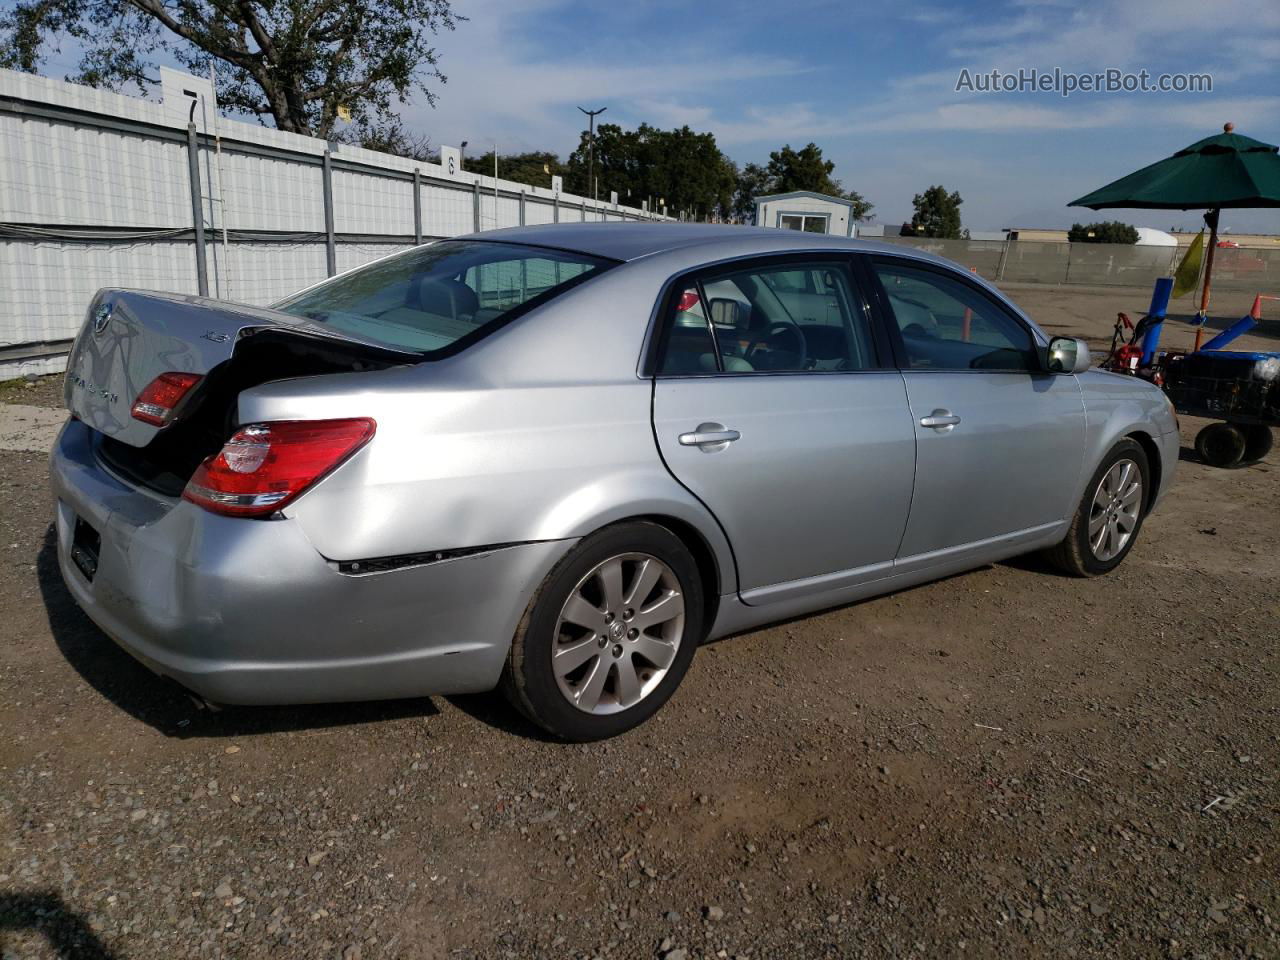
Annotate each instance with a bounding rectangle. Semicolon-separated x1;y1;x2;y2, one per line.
182;418;376;517
131;372;202;426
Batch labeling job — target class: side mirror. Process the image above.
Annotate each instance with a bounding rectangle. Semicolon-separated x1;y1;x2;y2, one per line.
707;297;747;329
1045;336;1092;374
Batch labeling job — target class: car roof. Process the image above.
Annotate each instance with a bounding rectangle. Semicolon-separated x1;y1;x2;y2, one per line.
470;222;923;264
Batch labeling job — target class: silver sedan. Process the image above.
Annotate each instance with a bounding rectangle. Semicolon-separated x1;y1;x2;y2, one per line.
51;225;1178;740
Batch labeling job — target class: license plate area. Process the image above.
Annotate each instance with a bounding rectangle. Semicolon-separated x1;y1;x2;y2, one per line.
71;516;101;582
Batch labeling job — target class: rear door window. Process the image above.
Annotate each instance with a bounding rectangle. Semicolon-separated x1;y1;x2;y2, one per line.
276;241;613;356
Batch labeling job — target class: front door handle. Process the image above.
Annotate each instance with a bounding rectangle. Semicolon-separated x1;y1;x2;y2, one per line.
679;424;741;447
919;409;961;429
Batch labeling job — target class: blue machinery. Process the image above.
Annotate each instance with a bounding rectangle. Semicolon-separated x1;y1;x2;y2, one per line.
1105;279;1279;468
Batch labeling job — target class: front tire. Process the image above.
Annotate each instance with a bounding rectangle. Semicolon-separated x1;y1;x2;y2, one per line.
1044;438;1150;577
501;522;704;741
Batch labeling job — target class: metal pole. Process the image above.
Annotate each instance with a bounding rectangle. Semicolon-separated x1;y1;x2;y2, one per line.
413;169;423;245
321;148;336;277
578;105;606;204
185;123;209;297
1193;207;1220;351
519;191;526;226
472;181;481;232
553;195;560;223
208;63;232;299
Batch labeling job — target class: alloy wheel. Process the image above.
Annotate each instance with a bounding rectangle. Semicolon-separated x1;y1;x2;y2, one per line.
1088;458;1142;561
552;553;685;715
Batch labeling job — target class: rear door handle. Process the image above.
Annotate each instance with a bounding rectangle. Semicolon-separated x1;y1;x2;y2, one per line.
919;409;961;429
678;425;740;446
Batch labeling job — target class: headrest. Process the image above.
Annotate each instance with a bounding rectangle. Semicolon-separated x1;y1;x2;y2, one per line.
415;277;479;319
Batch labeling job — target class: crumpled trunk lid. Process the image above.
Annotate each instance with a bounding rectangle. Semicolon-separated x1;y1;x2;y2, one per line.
65;289;403;448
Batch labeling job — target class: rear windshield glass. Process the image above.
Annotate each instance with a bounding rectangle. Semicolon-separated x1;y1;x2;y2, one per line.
274;240;614;355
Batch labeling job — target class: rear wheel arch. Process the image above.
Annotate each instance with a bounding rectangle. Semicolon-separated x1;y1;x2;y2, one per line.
628;513;721;634
510;512;723;657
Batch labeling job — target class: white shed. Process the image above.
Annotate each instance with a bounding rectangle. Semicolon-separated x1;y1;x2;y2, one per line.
1134;227;1178;247
754;191;857;236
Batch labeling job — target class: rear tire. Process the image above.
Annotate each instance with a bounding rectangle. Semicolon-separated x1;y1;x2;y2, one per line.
1044;438;1150;577
1242;424;1274;464
1195;423;1246;468
501;521;703;741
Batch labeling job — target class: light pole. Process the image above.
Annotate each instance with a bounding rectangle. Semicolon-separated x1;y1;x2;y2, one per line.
577;105;606;204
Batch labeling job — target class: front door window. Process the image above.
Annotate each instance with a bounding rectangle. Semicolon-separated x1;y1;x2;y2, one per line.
872;262;1036;371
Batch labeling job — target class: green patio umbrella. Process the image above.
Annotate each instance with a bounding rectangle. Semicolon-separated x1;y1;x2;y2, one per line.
1069;123;1280;345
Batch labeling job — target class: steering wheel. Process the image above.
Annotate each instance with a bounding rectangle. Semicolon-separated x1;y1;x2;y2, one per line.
745;320;808;368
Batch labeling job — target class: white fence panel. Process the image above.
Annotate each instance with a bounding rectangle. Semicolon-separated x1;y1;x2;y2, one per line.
0;114;190;227
222;243;329;305
525;200;556;225
421;183;475;237
1;240;198;344
475;192;521;232
332;170;415;236
219;152;325;232
334;242;414;276
0;67;669;377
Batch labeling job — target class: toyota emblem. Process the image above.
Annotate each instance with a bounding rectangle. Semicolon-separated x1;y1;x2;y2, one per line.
92;303;113;336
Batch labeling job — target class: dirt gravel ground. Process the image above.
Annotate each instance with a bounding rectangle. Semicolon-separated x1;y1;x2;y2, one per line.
1;284;1277;959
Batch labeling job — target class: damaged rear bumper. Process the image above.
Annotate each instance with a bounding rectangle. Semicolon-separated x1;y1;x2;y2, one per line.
49;418;574;705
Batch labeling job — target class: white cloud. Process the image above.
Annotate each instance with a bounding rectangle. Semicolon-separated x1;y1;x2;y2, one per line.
941;0;1280;76
863;101;1130;133
398;0;806;153
818;0;1280;141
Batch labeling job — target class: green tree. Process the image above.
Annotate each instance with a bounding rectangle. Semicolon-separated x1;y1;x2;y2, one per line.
909;185;964;239
0;0;460;139
733;162;772;223
463;151;564;190
566;123;737;218
349;119;434;161
765;142;873;220
1068;221;1139;244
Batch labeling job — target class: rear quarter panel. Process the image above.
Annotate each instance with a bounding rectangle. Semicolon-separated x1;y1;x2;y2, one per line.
234;269;738;592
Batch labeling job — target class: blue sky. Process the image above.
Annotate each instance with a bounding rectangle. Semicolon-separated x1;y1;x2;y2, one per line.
403;0;1280;232
30;0;1280;232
